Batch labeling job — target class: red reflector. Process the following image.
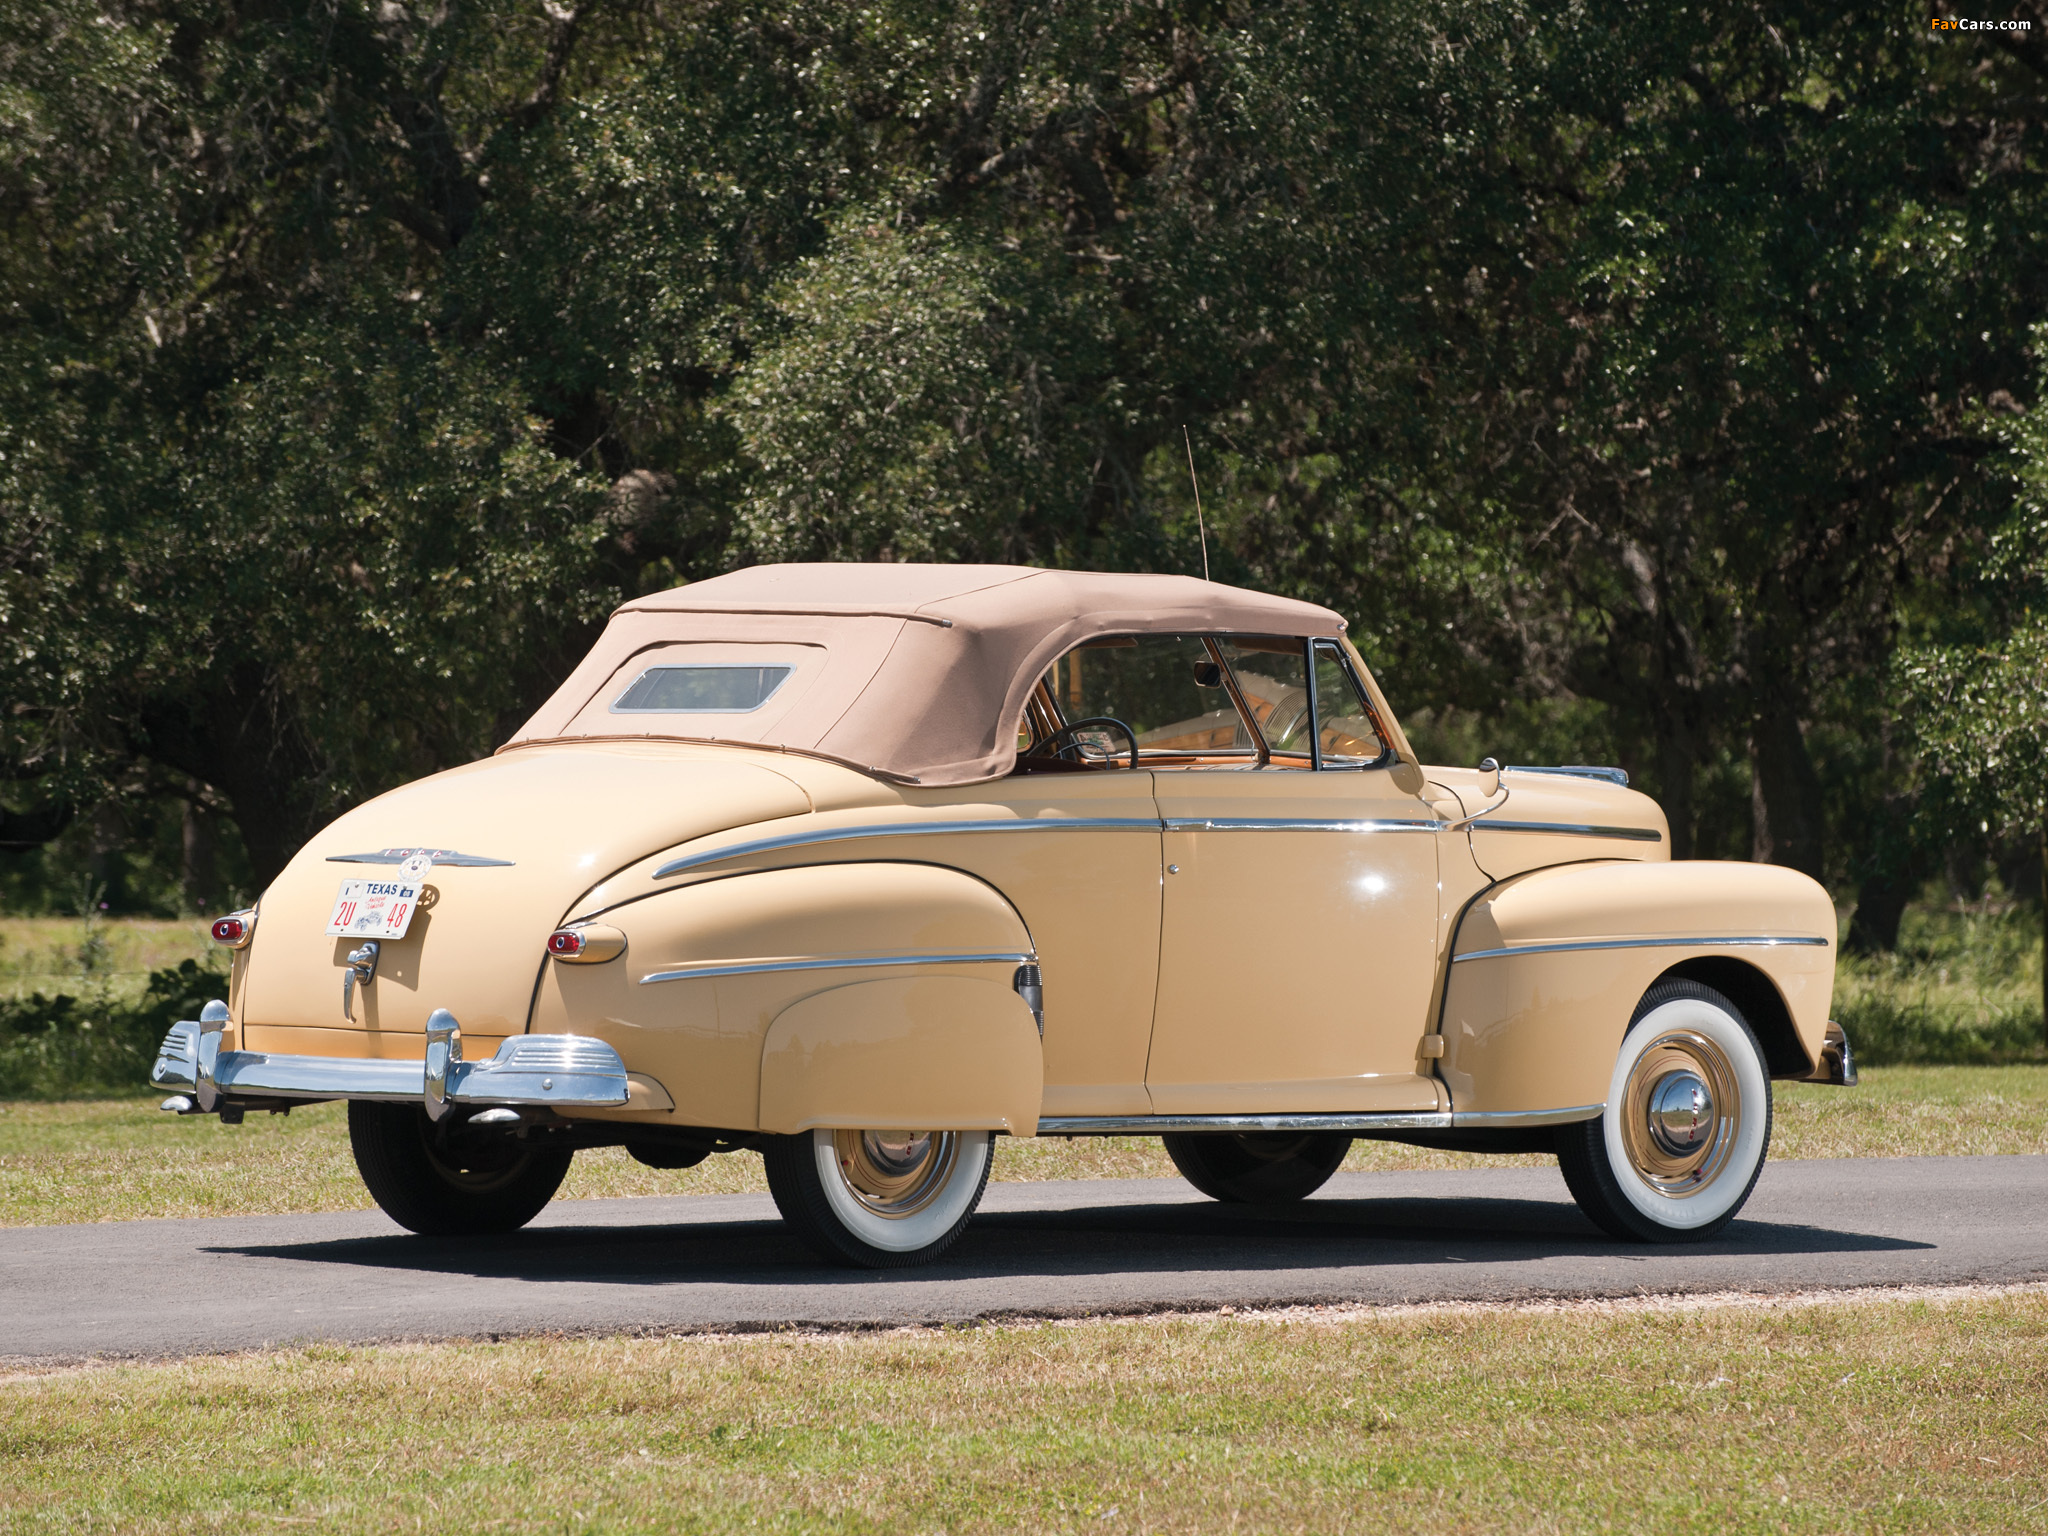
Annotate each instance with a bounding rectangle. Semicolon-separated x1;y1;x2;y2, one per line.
547;930;584;957
211;917;247;944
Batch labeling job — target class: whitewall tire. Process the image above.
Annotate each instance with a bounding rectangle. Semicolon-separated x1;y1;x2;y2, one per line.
1556;980;1772;1242
763;1128;993;1268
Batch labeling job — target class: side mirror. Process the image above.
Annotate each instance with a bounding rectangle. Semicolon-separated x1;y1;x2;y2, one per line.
1478;756;1501;798
1192;660;1225;689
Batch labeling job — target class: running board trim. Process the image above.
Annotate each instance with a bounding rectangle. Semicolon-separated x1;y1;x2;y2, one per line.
1033;1105;1603;1136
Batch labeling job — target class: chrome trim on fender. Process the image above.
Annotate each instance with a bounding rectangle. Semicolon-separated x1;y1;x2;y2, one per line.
1505;764;1631;787
1161;816;1445;833
1452;934;1831;964
1469;820;1662;842
640;950;1035;986
652;817;1161;880
1035;1111;1455;1135
1450;1104;1604;1128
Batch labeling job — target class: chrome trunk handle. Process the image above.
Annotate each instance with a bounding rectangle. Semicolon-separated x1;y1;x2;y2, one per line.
342;940;380;1022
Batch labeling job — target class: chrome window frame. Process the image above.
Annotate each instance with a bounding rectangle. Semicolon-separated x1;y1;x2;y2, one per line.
1307;637;1396;772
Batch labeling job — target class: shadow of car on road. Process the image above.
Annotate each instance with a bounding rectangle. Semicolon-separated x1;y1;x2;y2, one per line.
205;1190;1933;1292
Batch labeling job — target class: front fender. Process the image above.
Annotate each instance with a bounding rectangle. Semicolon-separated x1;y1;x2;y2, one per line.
1440;860;1836;1114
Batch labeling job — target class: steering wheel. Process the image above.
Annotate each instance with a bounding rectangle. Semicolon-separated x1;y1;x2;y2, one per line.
1024;716;1140;771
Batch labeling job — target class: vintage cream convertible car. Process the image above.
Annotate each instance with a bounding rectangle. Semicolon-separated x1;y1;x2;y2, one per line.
154;564;1852;1266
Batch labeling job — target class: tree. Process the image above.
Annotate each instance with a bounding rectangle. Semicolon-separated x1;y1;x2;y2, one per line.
1898;348;2048;1041
4;0;2047;910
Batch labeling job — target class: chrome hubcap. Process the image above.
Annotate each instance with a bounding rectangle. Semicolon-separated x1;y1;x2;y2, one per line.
1619;1030;1740;1197
831;1129;959;1219
1645;1070;1714;1157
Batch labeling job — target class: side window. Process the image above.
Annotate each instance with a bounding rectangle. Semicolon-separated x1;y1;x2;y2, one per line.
1311;640;1387;767
1214;639;1312;759
1033;634;1257;764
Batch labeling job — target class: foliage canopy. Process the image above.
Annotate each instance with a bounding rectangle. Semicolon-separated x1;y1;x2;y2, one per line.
2;0;2045;932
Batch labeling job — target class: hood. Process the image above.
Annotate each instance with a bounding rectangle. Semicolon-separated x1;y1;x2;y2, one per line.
238;744;812;1039
1426;765;1669;882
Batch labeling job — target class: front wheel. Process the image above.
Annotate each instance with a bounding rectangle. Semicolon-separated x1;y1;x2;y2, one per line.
763;1128;992;1268
1556;980;1772;1242
347;1102;573;1236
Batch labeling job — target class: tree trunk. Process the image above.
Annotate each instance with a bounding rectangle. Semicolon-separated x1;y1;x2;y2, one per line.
1749;693;1827;881
2040;826;2046;1051
1653;700;1696;861
140;664;327;891
1846;863;1914;954
181;793;217;915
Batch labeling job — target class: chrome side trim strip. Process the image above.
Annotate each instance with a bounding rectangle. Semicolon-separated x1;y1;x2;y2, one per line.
1160;817;1445;833
1450;1104;1604;1128
640;950;1035;985
653;818;1161;880
1452;934;1831;964
1505;764;1631;788
1035;1111;1455;1134
1469;820;1662;842
1034;1105;1607;1135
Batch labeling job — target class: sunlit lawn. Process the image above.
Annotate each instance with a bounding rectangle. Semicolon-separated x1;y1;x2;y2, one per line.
2;1292;2044;1533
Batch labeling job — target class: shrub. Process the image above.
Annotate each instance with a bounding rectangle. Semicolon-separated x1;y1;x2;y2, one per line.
0;959;231;1099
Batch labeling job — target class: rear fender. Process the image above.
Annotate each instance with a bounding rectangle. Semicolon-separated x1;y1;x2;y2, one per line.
760;974;1041;1135
531;861;1039;1131
1439;860;1836;1114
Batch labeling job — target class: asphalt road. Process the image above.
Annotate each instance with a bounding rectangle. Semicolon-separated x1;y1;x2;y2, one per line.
3;1156;2044;1364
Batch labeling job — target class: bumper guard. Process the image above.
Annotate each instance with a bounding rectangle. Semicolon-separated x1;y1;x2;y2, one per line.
152;1001;630;1117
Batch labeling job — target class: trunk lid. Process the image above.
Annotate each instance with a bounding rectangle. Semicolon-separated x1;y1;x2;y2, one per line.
238;744;811;1042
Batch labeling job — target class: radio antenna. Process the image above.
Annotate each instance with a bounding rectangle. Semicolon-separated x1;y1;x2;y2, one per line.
1183;425;1210;583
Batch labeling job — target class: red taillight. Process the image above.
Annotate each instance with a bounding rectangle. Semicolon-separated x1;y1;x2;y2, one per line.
210;913;253;947
547;930;585;957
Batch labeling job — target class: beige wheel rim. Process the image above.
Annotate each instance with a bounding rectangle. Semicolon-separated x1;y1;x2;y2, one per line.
1617;1029;1741;1199
830;1130;960;1220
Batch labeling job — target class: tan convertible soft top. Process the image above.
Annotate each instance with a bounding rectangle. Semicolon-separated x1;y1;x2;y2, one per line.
505;563;1349;785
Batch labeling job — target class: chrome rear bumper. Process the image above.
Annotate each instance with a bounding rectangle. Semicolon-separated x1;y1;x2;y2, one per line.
152;1002;629;1117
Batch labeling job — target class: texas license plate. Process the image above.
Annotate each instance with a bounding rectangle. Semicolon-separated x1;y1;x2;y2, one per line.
325;879;423;940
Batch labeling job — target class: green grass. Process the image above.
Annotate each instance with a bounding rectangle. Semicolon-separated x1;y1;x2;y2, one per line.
3;1292;2044;1532
1835;901;2048;1065
4;1066;2043;1228
0;917;215;1008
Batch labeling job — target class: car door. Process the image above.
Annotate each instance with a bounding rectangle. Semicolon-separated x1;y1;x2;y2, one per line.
903;772;1163;1119
1144;637;1445;1114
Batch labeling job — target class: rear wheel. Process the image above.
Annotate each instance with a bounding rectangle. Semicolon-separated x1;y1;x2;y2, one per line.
763;1128;992;1268
347;1101;572;1236
1555;980;1772;1242
1162;1130;1352;1204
